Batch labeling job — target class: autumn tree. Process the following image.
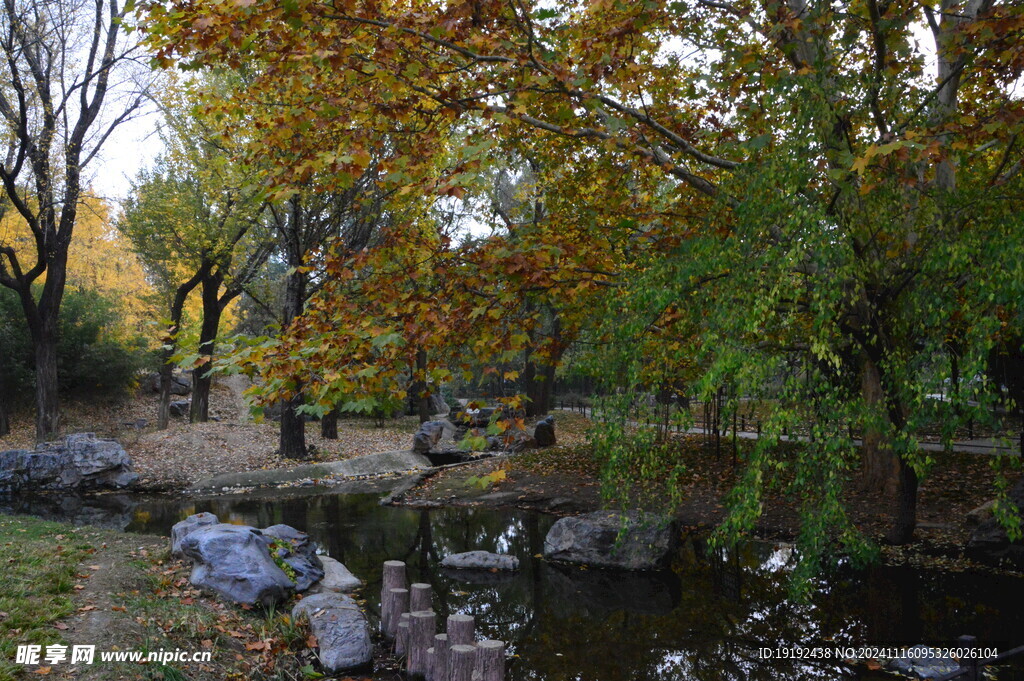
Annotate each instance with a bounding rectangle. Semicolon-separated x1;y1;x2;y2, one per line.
0;0;147;440
144;0;1024;556
265;179;393;458
119;84;274;427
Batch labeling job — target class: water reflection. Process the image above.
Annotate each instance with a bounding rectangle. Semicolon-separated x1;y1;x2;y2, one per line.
5;487;1024;681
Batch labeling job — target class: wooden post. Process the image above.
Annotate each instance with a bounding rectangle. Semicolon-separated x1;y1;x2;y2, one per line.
385;588;409;640
410;582;432;612
449;644;476;681
447;614;475;646
381;560;406;635
475;640;505;681
958;635;979;681
426;647;435;681
395;613;411;656
429;633;449;681
408;610;436;678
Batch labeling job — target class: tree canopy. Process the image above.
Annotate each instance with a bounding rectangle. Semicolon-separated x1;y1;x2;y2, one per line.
139;0;1024;577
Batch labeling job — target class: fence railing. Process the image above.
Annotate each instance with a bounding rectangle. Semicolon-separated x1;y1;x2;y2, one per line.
554;399;1024;455
930;635;1024;681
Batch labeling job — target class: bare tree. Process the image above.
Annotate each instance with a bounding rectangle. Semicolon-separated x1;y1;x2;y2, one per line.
0;0;147;440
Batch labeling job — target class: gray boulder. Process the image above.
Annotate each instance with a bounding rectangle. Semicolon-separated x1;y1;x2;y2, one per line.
312;556;362;593
180;524;294;606
292;592;372;672
0;433;137;494
263;524;324;592
967;477;1024;566
543;511;678;570
412;420;446;454
533;415;556;447
441;550;519;571
144;372;191;396
170;512;220;559
169;400;191;417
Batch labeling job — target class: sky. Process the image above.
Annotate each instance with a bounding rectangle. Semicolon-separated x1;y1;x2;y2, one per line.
85;105;164;206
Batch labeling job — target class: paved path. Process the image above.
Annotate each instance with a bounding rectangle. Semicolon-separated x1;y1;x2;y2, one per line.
555;407;1021;456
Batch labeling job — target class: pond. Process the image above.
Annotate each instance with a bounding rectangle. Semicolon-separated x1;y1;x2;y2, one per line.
5;484;1024;681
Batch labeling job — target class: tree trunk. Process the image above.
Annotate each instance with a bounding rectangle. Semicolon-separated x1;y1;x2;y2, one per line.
280;394;308;459
279;261;308;459
888;455;919;544
415;348;429;424
859;353;918;543
33;321;61;442
156;360;174;430
191;272;224;423
0;369;9;437
523;349;539;417
321;410;339;439
157;270;204;430
858;355;899;496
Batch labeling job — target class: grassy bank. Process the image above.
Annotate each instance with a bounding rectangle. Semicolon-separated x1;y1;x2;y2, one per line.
0;516;95;680
0;516;323;681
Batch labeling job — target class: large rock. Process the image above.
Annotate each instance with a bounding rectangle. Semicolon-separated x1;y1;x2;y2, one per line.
543;511;678;570
180;524;295;606
0;433;137;494
169;400;191;417
263;524;324;592
441;550;520;571
533;415;556;447
144;372;191;395
170;512;220;559
967;478;1024;566
412;420;446;454
292;592;372;672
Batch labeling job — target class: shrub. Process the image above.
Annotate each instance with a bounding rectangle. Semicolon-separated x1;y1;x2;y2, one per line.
0;286;152;404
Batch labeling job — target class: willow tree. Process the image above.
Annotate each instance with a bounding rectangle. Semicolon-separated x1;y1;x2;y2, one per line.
143;0;1024;552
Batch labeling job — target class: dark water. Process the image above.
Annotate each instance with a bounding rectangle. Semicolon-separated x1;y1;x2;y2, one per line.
6;485;1024;681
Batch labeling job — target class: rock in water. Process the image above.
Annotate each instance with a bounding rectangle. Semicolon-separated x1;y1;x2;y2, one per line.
441;550;520;571
412;420;446;454
170;512;220;559
0;433;137;494
543;511;678;570
312;556;362;593
533;415;556;447
180;524;294;606
292;592;372;672
886;646;960;679
263;524;325;592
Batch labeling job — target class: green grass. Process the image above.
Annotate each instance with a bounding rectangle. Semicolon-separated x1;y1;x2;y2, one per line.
0;515;95;680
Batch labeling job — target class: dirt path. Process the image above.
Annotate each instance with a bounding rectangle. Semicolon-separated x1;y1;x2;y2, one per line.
51;532;166;680
221;373;253;424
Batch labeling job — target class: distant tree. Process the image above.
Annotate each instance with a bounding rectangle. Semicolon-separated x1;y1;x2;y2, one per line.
119;83;273;427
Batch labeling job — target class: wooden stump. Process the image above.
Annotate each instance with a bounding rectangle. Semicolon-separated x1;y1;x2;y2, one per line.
395;613;411;656
425;647;435;681
385;587;409;640
475;640;505;681
408;610;437;678
429;633;449;681
449;644;477;681
381;560;406;634
410;582;432;612
446;613;475;646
